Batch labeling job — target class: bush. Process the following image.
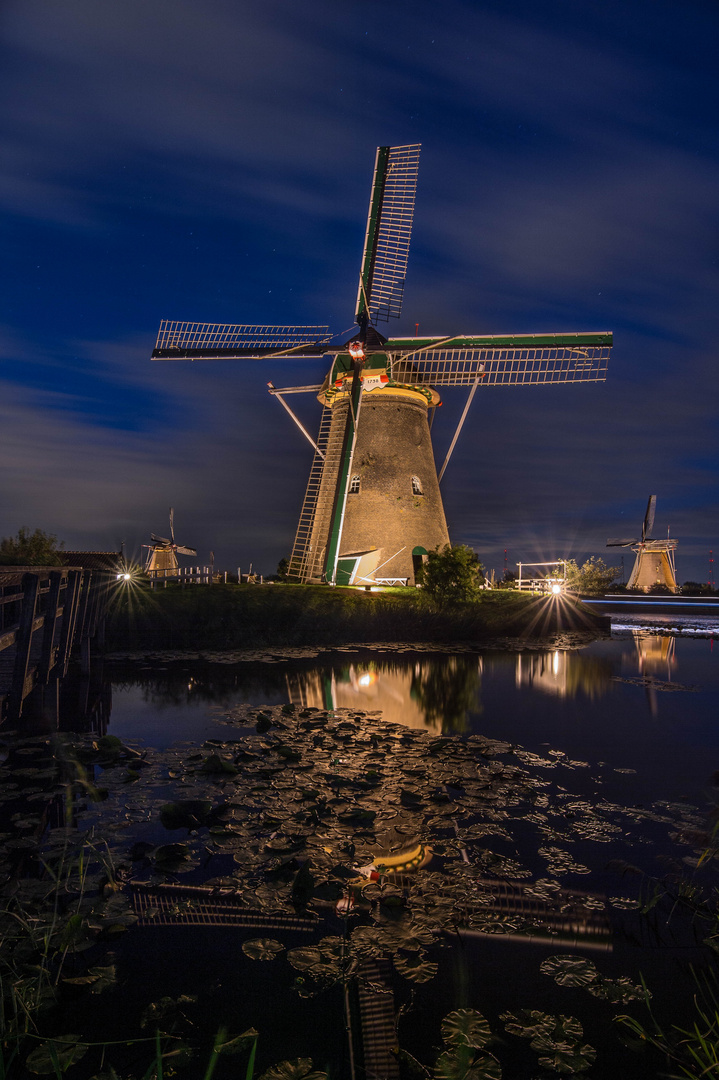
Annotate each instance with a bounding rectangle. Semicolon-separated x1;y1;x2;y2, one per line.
416;544;485;606
681;582;716;596
494;571;517;590
0;526;64;566
564;557;620;596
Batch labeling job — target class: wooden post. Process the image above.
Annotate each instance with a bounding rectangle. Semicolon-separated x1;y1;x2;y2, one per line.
39;571;62;683
8;573;40;720
94;577;107;653
75;571;93;675
56;570;82;678
81;635;91;675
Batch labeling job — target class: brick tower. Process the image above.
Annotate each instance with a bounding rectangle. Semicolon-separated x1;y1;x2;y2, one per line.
304;378;450;585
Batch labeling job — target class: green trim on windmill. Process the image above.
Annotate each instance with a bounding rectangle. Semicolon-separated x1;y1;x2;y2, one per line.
328;351;387;383
150;143;614;590
386;331;613;350
355;146;391;325
323;361;364;583
324;352;434;406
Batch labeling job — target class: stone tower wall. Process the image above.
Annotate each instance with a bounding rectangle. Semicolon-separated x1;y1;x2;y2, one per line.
340;388;450;583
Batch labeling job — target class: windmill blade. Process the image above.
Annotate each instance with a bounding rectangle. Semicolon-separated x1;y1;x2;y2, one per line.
384;332;611;386
174;545;197;556
151;534;171;545
355;144;421;325
642;495;656;541
606;538;639;547
152;321;333;360
169;507;175;546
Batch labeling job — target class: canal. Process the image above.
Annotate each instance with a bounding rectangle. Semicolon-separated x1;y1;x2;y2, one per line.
2;608;717;1079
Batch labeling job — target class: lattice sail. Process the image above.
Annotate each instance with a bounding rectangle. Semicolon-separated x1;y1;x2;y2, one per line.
356;144;421;325
389;344;611;386
153;321;332;359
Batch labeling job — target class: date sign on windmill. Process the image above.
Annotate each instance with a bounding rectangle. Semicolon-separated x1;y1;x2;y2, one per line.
152;145;612;586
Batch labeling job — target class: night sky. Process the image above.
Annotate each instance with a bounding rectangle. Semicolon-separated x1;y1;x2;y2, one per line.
2;0;718;582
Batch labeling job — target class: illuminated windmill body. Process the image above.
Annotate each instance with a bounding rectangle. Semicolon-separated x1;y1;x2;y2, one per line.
152;144;612;585
144;508;197;577
607;496;678;592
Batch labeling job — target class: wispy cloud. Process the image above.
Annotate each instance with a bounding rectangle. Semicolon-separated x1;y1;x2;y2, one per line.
1;0;717;578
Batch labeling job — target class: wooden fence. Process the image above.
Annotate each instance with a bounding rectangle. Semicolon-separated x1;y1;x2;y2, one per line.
0;566;111;724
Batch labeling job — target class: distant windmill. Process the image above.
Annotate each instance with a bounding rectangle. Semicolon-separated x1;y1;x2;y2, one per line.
152;144;612;586
144;508;197;577
607;496;678;592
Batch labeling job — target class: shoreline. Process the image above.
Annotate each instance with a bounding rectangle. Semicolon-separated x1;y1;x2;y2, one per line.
106;584;609;652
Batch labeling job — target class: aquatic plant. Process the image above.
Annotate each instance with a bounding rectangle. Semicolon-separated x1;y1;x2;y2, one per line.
1;699;715;1077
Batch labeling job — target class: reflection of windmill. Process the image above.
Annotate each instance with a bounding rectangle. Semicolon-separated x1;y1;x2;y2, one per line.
143;508;197;578
152;144;612;586
632;631;676;677
607;496;678;592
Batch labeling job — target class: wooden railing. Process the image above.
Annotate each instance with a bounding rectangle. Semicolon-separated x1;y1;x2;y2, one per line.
0;567;111;723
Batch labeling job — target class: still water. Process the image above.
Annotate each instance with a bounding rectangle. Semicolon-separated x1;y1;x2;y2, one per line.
40;612;718;1079
106;620;718;811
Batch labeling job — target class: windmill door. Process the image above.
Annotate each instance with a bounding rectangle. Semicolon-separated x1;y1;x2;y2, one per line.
335;557;362;586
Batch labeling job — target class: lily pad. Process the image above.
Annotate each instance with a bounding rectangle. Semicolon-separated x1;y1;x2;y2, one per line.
154;843;192;872
286;946;323;971
539;955;600;989
242;938;285;961
258;1058;328;1080
25;1035;88;1075
433;1048;501;1079
537;1044;596;1074
199;754;239;775
63;964;117;994
441;1009;493;1049
501;1010;582;1044
160;799;214;829
393;951;438;984
215;1027;260;1054
588;975;645;1003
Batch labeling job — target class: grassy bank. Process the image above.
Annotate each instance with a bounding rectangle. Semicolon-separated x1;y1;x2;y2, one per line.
105;583;608;651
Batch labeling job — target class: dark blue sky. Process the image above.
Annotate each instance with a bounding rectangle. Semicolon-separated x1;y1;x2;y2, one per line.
1;0;718;581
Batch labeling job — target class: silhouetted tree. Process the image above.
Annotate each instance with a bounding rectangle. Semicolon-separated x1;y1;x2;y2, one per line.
0;527;64;565
495;570;517;590
564;557;620;596
681;581;715;596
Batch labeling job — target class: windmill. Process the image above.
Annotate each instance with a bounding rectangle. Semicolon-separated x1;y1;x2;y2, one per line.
152;144;612;586
144;508;197;579
607;496;678;592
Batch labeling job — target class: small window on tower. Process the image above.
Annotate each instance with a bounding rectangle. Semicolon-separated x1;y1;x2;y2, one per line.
349;474;361;494
411;476;423;496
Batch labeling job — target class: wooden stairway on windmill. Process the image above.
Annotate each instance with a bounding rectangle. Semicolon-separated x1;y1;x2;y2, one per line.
288;405;345;584
151;143;613;587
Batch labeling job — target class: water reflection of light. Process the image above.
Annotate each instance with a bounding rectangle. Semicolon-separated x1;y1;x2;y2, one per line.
286;657;483;732
516;652;568;696
632;632;676;678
